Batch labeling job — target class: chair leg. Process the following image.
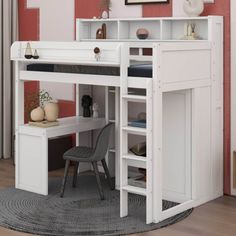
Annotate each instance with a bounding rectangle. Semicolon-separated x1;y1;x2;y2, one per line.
92;162;105;200
101;159;114;190
60;160;70;198
72;162;79;188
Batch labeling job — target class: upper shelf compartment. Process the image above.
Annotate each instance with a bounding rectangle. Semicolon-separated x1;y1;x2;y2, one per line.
76;16;222;42
161;18;208;40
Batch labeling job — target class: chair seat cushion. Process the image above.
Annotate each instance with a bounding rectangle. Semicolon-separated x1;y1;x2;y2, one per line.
63;146;94;162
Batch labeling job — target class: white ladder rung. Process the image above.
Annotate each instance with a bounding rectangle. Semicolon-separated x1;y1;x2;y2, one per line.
123;153;146;162
122;95;147;103
122;126;147;135
122;185;147;196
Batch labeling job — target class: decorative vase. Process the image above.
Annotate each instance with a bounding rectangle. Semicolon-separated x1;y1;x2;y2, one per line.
33;49;39;59
25;42;33;59
44;102;59;122
102;10;108;19
30;106;45;122
183;0;204;17
136;28;149;40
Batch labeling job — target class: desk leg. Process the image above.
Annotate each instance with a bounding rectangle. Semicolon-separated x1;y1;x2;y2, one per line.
16;132;48;195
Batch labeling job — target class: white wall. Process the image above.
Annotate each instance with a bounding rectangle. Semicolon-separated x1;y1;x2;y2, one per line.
110;0;142;18
231;0;236;196
27;0;75;101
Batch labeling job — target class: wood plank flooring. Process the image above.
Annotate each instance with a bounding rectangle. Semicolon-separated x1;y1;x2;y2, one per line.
0;159;236;236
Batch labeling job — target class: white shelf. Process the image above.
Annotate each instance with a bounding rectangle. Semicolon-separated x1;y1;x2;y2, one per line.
18;116;106;138
77;16;220;42
122;185;146;196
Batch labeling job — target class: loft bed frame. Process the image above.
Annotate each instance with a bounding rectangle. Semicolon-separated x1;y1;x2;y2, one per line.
11;16;223;224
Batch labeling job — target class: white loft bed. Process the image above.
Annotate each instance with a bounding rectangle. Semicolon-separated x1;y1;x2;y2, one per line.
11;16;223;224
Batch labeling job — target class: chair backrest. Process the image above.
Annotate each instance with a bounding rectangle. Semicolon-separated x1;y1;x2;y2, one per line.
91;123;114;161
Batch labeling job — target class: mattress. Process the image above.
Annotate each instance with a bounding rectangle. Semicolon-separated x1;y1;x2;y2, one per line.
27;64;152;78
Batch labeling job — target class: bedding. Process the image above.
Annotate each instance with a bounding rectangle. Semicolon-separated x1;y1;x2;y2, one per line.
27;64;152;78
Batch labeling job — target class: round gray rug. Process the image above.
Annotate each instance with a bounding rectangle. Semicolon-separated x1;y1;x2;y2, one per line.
0;175;193;236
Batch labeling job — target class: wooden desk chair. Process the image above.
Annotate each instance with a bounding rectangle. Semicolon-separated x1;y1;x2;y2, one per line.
60;123;114;200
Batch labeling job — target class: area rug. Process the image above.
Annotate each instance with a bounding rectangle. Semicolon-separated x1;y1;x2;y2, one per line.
0;175;193;236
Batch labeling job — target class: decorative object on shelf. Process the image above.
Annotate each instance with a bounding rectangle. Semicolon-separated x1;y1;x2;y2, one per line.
33;49;39;59
30;107;45;122
136;28;149;40
82;95;93;117
94;47;101;61
24;42;33;59
102;10;109;19
92;102;99;118
130;142;146;157
125;0;169;4
44;101;59;122
183;0;204;17
129;119;146;128
96;23;107;39
181;22;201;40
99;0;111;18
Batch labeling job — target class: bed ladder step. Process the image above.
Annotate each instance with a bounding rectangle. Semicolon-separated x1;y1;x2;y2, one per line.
122;126;147;135
122;95;147;103
122;185;147;196
123;153;146;162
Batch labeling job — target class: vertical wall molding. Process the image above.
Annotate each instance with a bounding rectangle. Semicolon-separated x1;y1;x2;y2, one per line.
231;0;236;196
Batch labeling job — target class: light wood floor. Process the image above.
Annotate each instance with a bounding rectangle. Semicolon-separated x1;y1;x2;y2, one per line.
0;159;236;236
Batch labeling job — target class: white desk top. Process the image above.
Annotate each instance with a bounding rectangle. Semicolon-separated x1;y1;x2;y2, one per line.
18;116;106;138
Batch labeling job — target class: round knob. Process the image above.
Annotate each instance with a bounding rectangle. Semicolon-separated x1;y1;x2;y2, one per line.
94;47;100;54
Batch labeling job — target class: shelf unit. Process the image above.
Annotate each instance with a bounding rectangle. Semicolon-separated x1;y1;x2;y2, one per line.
76;16;216;42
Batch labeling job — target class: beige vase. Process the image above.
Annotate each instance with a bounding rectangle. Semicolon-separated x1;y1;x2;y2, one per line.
30;106;45;122
44;102;59;122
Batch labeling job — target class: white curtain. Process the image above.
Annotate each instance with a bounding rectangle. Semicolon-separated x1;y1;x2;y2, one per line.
0;0;18;159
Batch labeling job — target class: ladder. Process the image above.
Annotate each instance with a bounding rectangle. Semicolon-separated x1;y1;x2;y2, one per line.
119;44;153;224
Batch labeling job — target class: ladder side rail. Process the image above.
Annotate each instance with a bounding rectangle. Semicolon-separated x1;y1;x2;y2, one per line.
120;43;130;217
152;43;163;223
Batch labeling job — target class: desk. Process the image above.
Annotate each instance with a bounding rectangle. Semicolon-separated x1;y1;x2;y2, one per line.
15;116;106;195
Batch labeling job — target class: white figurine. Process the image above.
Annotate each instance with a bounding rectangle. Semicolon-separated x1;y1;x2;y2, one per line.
92;103;99;118
183;0;204;17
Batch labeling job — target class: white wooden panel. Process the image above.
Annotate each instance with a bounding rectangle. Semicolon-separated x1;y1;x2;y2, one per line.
11;42;122;64
18;133;48;195
160;45;211;84
192;87;211;201
163;91;192;203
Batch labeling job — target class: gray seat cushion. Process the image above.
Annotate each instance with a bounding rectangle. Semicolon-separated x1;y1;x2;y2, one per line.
63;146;94;162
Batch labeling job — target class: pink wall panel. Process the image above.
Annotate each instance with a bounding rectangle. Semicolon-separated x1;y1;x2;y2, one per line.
143;0;172;17
18;0;231;194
